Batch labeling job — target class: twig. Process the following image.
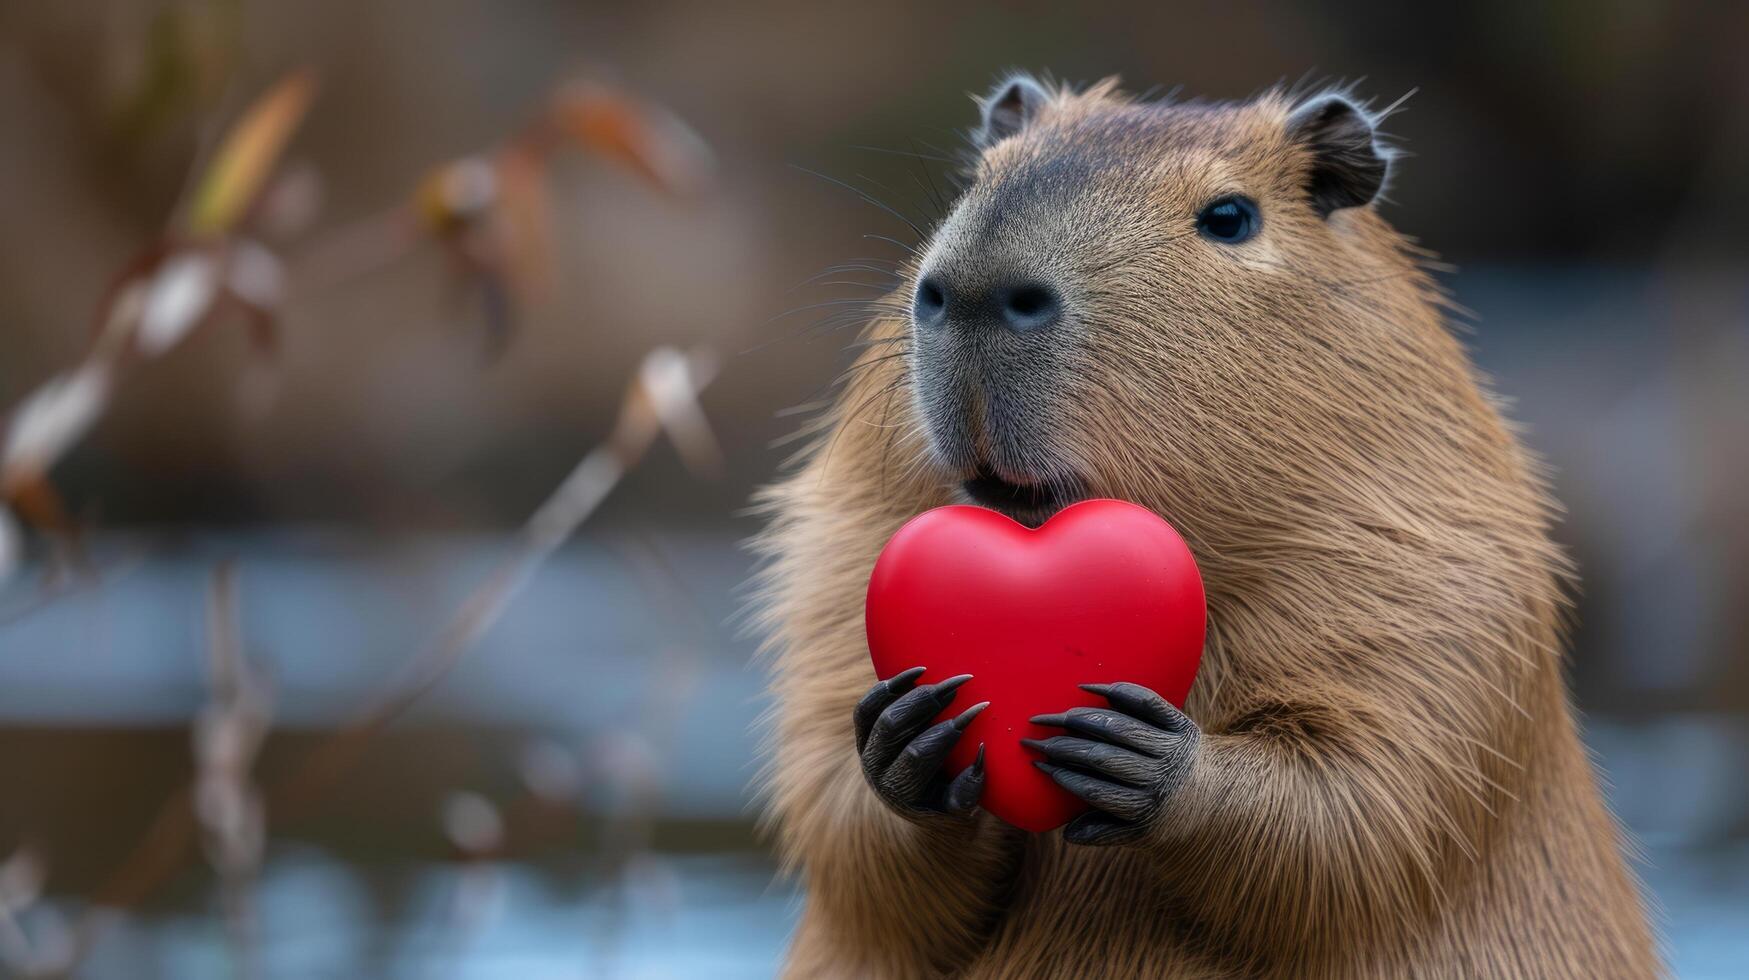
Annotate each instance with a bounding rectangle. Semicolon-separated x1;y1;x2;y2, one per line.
270;345;718;814
3;66;720;974
0;72;714;616
67;345;718;965
193;562;271;980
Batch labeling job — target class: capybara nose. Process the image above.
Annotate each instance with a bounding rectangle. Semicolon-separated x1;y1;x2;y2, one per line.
913;274;949;331
995;281;1062;332
913;272;1062;334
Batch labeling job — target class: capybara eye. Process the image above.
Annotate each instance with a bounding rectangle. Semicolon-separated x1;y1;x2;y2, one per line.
1196;195;1261;244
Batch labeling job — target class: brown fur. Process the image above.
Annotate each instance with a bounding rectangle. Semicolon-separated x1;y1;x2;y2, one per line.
753;80;1659;978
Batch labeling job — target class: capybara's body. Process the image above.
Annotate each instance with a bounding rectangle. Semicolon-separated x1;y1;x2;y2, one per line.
755;78;1658;978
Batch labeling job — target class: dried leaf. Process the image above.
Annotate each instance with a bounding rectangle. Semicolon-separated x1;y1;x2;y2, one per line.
1;363;114;488
187;69;318;236
552;82;714;196
137;251;221;355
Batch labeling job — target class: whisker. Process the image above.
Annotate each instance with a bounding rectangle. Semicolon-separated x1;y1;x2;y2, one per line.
912;138;955;215
864;234;923;258
843;334;913;352
849;143;957;164
741;302;895;355
876;379;906;496
806;280;900;292
815;372;908;486
764;298;887;325
791;165;926;239
787;263;902;291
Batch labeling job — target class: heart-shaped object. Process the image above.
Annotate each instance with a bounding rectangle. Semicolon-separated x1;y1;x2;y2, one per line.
865;499;1206;832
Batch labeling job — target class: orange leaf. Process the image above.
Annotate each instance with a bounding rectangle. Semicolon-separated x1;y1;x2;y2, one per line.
551;82;713;196
187;69;318;236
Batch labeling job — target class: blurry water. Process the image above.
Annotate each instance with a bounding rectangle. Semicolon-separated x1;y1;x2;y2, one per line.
67;850;796;980
33;842;1749;978
1;532;1745;976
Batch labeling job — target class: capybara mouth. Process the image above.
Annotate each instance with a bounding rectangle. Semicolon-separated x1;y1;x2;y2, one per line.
960;467;1084;526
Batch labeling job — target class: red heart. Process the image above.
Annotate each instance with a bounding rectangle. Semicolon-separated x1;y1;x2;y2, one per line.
865;499;1206;832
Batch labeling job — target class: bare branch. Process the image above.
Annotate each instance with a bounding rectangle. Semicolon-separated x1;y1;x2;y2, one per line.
193;562;272;980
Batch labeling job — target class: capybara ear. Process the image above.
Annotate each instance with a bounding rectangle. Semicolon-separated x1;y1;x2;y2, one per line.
1286;93;1391;216
974;73;1052;149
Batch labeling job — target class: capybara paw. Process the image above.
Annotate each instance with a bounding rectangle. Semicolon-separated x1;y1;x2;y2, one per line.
1025;681;1199;846
855;667;988;818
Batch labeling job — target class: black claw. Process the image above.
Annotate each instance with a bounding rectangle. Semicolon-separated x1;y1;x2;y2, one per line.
912;715;966;760
954;701;990;730
863;675;972;769
855;667;926;751
935;673;975;699
1063;810;1143;847
1029;683;1203;837
889;667;927;687
1041;707;1165;755
942;742;987;816
854;670;993;820
1022;735;1153;786
1034;761;1154;821
859;674;986;817
1080;681;1184;731
885;720;963;802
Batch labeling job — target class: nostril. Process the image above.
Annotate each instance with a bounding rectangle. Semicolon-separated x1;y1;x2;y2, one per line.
1001;283;1062;331
914;276;948;328
1006;286;1051;318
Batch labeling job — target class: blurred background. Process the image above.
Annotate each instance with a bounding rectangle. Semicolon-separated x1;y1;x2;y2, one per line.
0;1;1744;977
